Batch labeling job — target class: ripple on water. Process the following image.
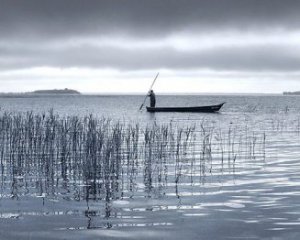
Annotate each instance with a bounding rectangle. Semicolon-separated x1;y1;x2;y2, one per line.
1;100;300;239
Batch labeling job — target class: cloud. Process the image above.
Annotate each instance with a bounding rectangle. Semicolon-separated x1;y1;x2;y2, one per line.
1;0;300;40
1;0;300;92
1;37;300;72
1;0;300;70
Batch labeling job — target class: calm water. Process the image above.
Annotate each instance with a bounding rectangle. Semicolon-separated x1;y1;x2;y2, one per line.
1;94;300;240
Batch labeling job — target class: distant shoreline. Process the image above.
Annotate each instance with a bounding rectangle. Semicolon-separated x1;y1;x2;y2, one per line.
0;88;80;96
31;88;80;95
283;91;300;95
0;92;288;96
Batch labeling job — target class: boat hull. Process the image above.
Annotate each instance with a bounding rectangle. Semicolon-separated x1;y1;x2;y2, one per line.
146;103;225;113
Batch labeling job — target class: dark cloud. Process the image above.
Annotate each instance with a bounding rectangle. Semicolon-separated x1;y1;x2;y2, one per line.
1;0;300;74
1;43;299;72
1;0;300;40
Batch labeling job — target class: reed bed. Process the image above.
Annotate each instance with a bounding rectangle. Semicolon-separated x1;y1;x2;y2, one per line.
0;111;266;201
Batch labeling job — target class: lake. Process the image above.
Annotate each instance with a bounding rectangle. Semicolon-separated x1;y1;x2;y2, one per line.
0;94;300;240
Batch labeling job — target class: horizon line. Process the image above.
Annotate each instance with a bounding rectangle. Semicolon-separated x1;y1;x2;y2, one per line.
0;91;285;96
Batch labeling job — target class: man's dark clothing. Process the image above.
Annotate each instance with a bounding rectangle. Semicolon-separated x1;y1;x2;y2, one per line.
148;91;156;107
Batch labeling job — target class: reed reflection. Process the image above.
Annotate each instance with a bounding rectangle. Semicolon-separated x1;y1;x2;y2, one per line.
0;111;266;224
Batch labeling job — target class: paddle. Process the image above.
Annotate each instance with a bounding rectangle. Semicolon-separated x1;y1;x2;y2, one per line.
139;72;159;111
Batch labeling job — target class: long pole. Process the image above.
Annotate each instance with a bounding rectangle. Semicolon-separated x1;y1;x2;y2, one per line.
139;72;159;110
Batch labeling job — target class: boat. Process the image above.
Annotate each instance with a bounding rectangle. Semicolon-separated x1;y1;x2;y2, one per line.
146;102;225;113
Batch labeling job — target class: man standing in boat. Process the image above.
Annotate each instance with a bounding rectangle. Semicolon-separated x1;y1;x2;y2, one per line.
148;90;156;107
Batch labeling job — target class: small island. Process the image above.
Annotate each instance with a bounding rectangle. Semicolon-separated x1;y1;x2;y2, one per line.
283;91;300;95
31;88;80;95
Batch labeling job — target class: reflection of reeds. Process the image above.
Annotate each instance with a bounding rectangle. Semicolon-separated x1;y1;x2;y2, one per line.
0;111;266;200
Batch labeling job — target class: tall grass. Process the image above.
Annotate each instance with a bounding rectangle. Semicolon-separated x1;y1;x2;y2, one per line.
0;111;266;201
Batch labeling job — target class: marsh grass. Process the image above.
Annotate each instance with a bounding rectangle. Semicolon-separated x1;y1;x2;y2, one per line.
0;111;266;201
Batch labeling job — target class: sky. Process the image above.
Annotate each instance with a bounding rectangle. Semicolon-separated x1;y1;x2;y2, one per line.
1;0;300;94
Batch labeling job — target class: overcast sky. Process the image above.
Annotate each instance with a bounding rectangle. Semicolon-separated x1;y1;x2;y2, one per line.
1;0;300;93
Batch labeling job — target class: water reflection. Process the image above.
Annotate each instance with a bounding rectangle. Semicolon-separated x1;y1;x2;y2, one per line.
1;111;300;239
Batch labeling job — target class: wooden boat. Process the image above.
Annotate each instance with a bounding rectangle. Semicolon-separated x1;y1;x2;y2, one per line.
146;102;225;113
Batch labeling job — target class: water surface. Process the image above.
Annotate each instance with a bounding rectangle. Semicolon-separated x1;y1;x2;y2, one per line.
0;94;300;240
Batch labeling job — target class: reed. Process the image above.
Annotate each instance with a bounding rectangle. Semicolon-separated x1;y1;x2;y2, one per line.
0;111;266;200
